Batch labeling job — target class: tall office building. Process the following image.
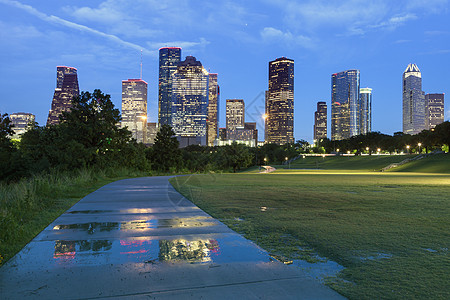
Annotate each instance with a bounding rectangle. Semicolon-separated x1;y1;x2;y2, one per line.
158;47;181;126
171;56;209;147
146;122;158;145
47;66;79;126
207;73;219;146
226;99;245;140
121;79;148;143
403;63;425;135
360;88;372;135
266;57;294;144
425;93;445;130
331;69;360;140
313;102;327;141
9;112;35;139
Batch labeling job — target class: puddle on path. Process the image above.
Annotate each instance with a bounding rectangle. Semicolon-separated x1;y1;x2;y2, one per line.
12;234;271;270
292;258;344;281
53;217;218;233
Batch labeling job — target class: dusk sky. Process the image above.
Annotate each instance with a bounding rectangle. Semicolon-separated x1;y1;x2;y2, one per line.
1;0;449;142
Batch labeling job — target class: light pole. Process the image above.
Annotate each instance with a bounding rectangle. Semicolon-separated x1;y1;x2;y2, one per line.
418;143;422;154
406;145;410;154
285;157;290;169
366;147;370;155
377;148;381;154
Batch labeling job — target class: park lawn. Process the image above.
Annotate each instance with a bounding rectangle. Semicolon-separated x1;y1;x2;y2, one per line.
289;154;414;171
170;171;450;299
388;153;450;173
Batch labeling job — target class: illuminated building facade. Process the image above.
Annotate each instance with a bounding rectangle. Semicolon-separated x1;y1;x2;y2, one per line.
171;56;209;147
331;69;360;140
360;88;372;135
9;112;35;139
244;122;258;145
226;99;244;140
219;128;226;141
314;101;327;141
403;63;425;135
207;73;219;146
147;122;158;145
425;93;445;130
158;47;181;126
47;66;79;126
121;79;148;143
266;57;294;144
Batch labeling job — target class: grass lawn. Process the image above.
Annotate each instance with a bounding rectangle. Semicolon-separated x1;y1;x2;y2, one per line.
287;154;415;171
170;169;450;299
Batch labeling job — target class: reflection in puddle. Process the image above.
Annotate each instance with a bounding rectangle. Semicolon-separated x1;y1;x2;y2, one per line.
53;217;217;233
159;239;220;263
49;234;270;266
53;238;219;263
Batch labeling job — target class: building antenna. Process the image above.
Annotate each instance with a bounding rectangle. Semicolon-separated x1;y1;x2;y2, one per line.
140;49;143;79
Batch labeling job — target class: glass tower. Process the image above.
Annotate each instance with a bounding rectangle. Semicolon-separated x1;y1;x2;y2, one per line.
207;73;219;146
10;112;35;139
266;57;294;144
331;69;360;140
158;47;181;126
47;66;79;126
403;63;425;135
121;79;148;143
425;93;445;130
359;88;372;135
171;56;209;147
226;99;245;141
314;101;327;141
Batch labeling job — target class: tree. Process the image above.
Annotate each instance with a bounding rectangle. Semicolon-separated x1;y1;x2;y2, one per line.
434;121;450;149
149;125;181;171
218;142;252;173
0;113;16;180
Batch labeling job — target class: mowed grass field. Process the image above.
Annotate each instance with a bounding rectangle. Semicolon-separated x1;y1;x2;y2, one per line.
170;155;450;299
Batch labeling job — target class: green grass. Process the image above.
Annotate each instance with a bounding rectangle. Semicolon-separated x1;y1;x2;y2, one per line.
388;153;450;173
0;167;151;266
289;154;415;171
170;171;450;299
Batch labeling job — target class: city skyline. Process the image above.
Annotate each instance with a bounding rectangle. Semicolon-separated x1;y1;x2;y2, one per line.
1;1;449;142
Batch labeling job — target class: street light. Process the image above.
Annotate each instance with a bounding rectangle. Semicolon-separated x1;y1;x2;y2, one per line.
336;148;340;153
285;157;290;169
406;145;410;154
377;148;381;154
418;142;422;154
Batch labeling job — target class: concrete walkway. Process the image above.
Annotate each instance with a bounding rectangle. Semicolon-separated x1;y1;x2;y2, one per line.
0;176;345;299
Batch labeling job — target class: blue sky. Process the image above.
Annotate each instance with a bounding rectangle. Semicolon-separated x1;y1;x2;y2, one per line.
0;0;449;142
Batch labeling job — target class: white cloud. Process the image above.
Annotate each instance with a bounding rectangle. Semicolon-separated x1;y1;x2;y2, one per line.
370;14;417;30
0;21;42;39
265;0;444;36
147;38;210;51
0;0;154;55
260;27;314;48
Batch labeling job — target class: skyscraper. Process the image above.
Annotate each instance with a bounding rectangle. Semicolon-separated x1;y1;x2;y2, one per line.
121;79;148;143
9;112;35;139
47;66;79;126
171;56;209;147
403;63;425;135
360;88;372;135
158;47;181;126
425;93;445;130
314;101;327;141
207;73;219;146
266;57;294;144
331;69;360;140
226;99;244;141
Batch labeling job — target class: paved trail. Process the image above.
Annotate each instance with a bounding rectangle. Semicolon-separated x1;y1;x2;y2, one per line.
0;176;345;299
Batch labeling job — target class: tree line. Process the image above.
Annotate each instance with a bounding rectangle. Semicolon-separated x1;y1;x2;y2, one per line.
2;89;449;182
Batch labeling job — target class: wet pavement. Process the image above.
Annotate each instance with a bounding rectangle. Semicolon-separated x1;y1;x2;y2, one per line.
0;176;345;299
